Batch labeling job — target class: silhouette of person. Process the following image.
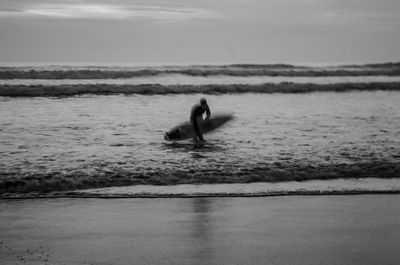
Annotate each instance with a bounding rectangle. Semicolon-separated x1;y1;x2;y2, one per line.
190;98;211;142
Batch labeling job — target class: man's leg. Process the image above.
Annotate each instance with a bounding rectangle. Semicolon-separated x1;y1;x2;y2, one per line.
191;117;203;141
194;117;204;141
190;118;198;141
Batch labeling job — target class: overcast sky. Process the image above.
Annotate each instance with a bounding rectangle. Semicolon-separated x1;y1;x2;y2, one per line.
0;0;399;64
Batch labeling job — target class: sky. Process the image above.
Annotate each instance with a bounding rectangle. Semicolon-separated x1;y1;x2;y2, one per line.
0;0;399;64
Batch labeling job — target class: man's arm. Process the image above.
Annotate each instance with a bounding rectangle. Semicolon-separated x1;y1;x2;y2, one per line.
205;105;211;120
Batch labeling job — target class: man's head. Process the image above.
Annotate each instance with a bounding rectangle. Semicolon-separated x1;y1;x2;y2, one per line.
200;98;207;106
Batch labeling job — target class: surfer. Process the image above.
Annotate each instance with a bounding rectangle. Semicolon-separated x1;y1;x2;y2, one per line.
190;98;211;142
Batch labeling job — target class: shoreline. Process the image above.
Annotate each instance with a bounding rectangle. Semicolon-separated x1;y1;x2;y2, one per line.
1;178;399;199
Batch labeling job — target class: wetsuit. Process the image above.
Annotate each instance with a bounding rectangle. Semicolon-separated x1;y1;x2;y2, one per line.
190;103;211;141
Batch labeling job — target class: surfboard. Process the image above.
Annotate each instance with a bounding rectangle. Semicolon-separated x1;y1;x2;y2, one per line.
164;113;233;141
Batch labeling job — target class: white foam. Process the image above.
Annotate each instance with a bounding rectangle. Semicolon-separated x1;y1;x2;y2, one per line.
71;178;400;197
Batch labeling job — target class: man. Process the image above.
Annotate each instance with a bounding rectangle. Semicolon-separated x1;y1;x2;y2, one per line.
190;98;211;142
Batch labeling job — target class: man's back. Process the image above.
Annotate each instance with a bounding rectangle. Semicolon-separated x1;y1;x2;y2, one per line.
191;103;210;119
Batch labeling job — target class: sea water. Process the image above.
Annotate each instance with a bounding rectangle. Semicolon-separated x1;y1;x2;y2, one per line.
1;91;399;193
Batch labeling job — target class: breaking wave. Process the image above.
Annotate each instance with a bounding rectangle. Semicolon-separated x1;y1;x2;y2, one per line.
1;161;399;195
1;62;400;79
1;82;400;97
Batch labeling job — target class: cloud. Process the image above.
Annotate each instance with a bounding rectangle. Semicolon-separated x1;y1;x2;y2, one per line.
317;10;400;21
0;3;221;20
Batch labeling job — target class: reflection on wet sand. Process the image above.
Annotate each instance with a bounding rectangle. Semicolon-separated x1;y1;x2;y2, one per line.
190;198;214;263
3;196;398;265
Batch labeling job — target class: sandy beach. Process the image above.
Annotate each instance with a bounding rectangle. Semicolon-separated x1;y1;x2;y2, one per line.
1;195;399;265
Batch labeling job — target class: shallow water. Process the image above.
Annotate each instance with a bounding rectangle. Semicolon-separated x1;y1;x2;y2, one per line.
1;91;400;192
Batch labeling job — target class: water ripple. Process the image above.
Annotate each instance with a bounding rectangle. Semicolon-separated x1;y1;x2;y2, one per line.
1;91;400;193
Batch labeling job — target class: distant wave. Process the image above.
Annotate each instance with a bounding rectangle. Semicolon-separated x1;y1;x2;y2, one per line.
1;62;400;79
1;82;399;97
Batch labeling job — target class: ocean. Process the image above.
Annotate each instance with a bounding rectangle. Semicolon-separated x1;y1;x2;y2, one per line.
0;63;399;195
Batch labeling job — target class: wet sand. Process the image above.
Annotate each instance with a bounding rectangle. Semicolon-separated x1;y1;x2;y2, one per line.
1;195;399;265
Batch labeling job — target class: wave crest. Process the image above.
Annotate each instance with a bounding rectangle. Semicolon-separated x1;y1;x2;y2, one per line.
1;82;399;97
1;62;400;79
